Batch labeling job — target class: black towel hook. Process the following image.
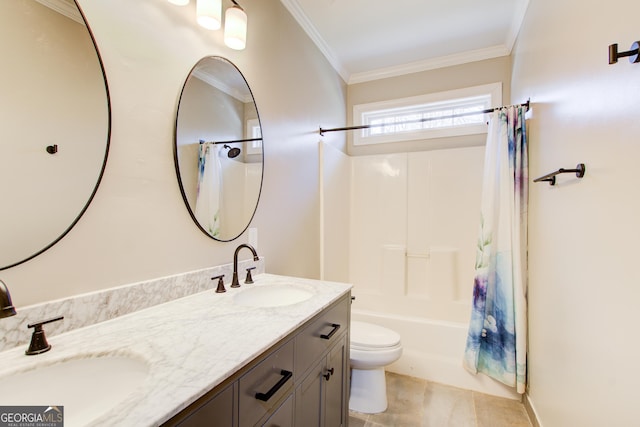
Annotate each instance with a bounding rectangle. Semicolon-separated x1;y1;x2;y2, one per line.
533;163;586;186
609;41;640;64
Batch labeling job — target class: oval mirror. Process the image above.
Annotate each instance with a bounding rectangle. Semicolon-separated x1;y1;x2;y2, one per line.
0;0;110;270
174;57;263;241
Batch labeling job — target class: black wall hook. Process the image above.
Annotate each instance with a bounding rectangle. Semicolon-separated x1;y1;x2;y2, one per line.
534;164;586;186
609;42;640;64
46;144;58;154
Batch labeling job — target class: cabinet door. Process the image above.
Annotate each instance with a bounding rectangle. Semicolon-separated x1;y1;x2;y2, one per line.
262;394;293;427
294;360;323;427
324;335;346;427
177;383;235;427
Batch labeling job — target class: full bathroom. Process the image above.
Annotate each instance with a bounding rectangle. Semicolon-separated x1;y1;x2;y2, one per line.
1;0;639;426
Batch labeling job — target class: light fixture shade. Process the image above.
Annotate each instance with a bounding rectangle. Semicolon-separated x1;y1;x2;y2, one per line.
224;5;247;50
197;0;222;30
168;0;189;5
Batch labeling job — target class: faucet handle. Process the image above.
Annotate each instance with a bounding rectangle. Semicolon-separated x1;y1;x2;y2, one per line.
245;267;256;284
212;275;226;293
26;315;63;356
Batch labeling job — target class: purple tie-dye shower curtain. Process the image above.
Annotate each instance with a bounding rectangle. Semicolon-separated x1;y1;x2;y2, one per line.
463;105;528;393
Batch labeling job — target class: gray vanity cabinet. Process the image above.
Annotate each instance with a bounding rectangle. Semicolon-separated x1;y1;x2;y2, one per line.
294;334;347;427
165;293;350;427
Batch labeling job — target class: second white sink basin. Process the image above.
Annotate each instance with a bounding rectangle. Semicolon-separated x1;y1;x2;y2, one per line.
0;354;149;426
233;284;314;307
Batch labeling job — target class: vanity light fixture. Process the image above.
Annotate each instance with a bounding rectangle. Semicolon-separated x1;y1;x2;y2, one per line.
168;0;247;50
224;1;247;50
197;0;222;30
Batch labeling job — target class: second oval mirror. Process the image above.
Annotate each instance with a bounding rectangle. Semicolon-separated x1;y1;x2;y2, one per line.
174;57;263;242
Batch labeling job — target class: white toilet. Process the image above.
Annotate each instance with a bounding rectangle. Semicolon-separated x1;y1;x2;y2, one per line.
349;320;402;414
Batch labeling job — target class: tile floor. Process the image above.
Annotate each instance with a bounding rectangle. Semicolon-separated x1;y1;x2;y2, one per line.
348;372;533;427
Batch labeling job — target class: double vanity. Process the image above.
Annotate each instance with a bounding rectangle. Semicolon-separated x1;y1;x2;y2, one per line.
0;273;351;426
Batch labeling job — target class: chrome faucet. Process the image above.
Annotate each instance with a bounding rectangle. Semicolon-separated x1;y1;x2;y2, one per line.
0;280;16;319
231;244;259;288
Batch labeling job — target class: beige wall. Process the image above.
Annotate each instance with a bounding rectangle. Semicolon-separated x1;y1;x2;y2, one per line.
511;1;640;425
347;56;513;156
3;0;346;306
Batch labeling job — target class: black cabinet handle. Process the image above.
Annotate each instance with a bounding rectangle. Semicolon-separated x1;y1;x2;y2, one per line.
323;367;334;381
320;323;340;340
255;369;292;402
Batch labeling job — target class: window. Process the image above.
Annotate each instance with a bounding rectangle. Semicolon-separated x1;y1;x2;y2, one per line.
245;118;262;154
353;83;502;146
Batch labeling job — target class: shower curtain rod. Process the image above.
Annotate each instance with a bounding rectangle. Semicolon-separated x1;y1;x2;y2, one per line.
199;137;262;145
319;100;530;136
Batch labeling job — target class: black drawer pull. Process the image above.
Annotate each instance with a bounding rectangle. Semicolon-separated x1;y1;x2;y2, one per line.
320;323;341;340
255;369;293;402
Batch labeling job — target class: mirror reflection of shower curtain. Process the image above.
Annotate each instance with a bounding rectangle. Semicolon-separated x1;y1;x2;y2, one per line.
195;143;222;237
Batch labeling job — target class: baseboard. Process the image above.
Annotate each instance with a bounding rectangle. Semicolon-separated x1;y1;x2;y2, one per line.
523;393;541;427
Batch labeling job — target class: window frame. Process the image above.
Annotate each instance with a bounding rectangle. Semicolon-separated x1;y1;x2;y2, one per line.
245;118;262;155
353;82;502;146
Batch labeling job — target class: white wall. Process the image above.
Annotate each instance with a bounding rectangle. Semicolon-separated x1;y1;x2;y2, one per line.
3;0;346;306
511;1;640;425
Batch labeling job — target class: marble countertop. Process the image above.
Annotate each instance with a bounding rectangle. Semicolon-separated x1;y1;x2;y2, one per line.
0;274;352;426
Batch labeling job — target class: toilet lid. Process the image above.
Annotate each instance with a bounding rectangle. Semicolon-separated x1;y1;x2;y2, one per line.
350;321;401;349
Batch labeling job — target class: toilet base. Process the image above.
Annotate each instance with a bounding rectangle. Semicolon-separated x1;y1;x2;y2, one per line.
349;367;388;414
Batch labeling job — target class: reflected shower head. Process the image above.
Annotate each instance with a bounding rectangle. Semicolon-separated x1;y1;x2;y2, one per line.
223;144;241;159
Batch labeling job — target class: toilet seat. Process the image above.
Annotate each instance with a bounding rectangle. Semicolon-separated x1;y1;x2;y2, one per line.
350;321;401;350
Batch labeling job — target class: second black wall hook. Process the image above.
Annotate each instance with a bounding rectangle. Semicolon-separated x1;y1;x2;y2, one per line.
609;41;640;64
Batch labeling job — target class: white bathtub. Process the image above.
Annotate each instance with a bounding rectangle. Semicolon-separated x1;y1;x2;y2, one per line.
351;308;520;400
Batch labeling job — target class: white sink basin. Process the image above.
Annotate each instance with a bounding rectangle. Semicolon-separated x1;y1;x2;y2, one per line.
0;354;149;426
233;284;314;307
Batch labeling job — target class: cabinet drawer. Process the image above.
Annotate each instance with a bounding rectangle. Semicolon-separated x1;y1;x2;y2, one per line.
239;339;294;427
294;296;349;377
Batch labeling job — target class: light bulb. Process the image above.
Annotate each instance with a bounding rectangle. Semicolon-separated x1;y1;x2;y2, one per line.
224;5;247;50
197;0;222;30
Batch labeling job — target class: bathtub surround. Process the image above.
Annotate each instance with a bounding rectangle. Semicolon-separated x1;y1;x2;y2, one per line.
344;147;518;399
0;259;264;353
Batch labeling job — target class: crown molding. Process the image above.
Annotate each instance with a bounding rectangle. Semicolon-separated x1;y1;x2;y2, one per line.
279;0;526;85
35;0;84;24
505;0;530;52
348;45;511;85
279;0;350;83
193;70;253;104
